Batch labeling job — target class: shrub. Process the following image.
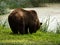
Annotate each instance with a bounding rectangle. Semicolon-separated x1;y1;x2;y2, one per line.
5;0;33;8
0;1;9;15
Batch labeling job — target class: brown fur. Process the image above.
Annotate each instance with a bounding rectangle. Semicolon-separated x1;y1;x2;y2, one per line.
8;8;41;34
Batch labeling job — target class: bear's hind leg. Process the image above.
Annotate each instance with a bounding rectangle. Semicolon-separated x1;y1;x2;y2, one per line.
25;25;28;34
10;25;18;34
18;22;25;34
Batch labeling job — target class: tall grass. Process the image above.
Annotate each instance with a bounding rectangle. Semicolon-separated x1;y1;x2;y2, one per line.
40;16;60;34
56;22;60;34
40;17;50;32
0;18;8;30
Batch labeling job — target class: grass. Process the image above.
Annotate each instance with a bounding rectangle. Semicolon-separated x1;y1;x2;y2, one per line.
0;26;60;45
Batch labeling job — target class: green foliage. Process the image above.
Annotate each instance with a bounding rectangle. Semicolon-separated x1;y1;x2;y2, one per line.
29;0;40;7
4;0;33;8
0;1;9;15
29;0;60;7
0;0;60;9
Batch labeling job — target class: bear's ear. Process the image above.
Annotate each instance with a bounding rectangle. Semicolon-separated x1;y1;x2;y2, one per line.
30;10;37;15
40;22;42;25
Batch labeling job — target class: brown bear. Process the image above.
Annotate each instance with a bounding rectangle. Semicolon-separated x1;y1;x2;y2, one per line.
8;8;42;34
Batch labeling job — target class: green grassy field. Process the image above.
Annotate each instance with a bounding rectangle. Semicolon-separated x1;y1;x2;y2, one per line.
0;26;60;45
